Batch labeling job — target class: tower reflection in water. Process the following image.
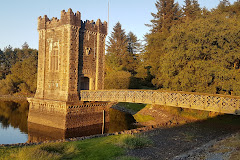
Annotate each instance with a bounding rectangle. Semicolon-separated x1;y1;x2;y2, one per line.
27;104;136;143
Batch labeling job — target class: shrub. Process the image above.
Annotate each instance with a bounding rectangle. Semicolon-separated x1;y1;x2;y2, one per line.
105;71;131;89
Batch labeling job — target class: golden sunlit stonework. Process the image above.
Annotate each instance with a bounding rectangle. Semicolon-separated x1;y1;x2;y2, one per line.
35;8;107;101
28;9;109;129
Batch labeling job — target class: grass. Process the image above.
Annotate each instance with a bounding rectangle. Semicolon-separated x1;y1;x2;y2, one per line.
133;114;155;123
117;103;155;123
179;109;210;120
0;134;151;160
120;135;152;149
117;102;146;112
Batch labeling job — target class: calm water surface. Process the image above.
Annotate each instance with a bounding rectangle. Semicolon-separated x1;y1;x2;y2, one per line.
0;101;137;145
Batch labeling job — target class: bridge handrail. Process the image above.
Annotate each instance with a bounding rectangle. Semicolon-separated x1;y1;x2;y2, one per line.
80;89;240;115
81;89;240;99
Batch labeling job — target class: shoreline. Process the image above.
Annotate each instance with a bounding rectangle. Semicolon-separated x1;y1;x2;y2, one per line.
0;94;31;102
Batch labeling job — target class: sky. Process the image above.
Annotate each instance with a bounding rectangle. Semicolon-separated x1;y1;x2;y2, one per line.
0;0;237;50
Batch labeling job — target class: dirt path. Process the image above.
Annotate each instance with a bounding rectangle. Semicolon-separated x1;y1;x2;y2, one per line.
126;115;240;160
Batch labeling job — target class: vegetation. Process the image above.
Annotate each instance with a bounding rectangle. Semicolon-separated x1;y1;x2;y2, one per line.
142;0;240;96
0;43;37;96
104;0;240;96
120;135;152;149
104;71;131;89
0;134;151;160
105;22;142;89
133;114;155;123
117;102;146;112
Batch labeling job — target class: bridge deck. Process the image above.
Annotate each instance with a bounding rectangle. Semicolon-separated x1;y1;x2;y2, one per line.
80;90;240;115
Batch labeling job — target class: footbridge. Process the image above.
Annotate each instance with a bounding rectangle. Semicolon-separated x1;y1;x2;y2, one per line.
80;90;240;115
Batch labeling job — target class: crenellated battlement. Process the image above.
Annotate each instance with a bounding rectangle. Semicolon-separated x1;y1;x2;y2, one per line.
38;8;81;30
38;8;107;35
81;19;108;35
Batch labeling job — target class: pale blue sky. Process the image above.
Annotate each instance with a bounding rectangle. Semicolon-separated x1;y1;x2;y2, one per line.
0;0;237;50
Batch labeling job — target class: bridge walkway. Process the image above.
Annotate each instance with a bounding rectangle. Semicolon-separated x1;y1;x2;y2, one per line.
80;90;240;115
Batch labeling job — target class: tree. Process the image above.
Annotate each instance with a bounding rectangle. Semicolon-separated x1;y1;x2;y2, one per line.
143;0;183;88
149;0;182;33
1;45;16;79
152;13;240;95
105;22;141;89
104;71;131;89
183;0;201;20
22;42;29;50
216;1;240;17
126;32;141;75
0;46;38;95
106;22;129;73
106;22;139;75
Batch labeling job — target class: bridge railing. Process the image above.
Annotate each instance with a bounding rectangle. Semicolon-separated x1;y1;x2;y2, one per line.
80;90;240;115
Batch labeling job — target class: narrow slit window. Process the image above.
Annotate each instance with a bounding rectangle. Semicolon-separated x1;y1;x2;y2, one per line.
50;49;59;71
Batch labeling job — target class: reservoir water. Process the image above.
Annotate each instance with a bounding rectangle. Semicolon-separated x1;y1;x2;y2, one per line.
0;101;137;144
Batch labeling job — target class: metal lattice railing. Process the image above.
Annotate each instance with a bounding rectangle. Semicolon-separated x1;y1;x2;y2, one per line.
80;90;240;115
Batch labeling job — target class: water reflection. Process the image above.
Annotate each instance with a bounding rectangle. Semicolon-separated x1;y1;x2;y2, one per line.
0;101;28;133
0;101;137;144
28;108;137;143
109;108;137;133
27;122;110;143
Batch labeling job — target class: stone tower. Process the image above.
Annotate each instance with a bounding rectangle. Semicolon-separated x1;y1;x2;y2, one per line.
35;8;107;102
27;9;110;130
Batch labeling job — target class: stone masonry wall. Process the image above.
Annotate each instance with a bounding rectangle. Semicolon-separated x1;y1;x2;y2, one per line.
28;98;112;130
35;8;107;102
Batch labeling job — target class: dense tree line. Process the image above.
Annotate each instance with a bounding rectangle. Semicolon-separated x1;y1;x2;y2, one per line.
106;0;240;96
142;0;240;95
0;43;38;95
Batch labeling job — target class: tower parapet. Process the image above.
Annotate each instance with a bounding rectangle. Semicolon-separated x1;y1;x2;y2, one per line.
38;8;81;30
82;19;108;35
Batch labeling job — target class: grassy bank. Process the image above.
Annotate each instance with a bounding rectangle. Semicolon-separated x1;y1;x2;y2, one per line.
116;102;146;112
0;134;151;160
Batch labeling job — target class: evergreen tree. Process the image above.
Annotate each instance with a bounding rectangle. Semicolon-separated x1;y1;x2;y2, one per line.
127;32;141;55
106;22;139;74
22;42;29;50
143;0;182;86
0;45;38;95
105;22;140;89
126;32;140;75
149;0;182;33
183;0;201;20
216;0;240;17
106;22;128;73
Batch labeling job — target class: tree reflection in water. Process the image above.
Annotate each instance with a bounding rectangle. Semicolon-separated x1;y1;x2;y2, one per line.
0;101;28;133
